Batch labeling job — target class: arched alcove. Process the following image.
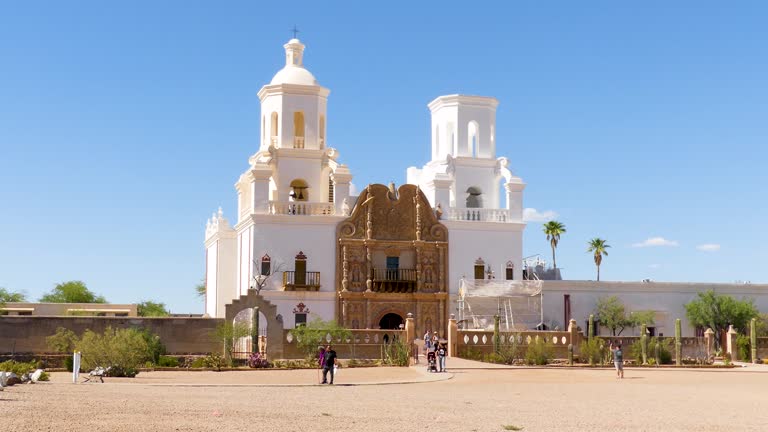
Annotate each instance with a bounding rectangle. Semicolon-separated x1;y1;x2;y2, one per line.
468;121;479;157
270;112;279;145
289;179;309;201
293;112;305;148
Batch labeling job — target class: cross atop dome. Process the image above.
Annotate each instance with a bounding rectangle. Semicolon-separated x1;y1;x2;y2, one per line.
284;37;305;68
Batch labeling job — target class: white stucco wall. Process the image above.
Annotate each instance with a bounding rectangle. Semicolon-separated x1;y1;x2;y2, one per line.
444;221;525;295
541;281;768;337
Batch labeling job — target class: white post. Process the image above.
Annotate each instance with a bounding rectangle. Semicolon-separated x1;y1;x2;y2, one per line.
72;351;81;384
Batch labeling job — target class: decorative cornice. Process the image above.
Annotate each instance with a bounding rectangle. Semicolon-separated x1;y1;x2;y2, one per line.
258;83;330;101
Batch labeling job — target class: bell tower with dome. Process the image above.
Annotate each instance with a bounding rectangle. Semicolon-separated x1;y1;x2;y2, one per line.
203;38;353;320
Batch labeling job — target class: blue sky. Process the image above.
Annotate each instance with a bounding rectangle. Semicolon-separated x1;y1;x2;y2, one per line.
1;1;766;313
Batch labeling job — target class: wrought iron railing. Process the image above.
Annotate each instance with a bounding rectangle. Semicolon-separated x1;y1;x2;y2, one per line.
372;268;417;281
283;271;321;291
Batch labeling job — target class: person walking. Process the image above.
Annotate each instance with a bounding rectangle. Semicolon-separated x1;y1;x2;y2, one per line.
610;341;624;379
437;342;447;372
321;344;338;385
317;346;326;384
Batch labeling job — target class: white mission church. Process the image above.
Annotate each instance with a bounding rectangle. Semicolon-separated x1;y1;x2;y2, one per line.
203;38;768;338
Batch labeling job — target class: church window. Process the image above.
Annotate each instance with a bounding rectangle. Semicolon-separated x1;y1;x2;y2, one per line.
506;261;514;280
293;112;305;148
466;186;483;208
294;313;307;327
261;254;271;276
474;258;485;280
270;112;279;145
468;121;479;157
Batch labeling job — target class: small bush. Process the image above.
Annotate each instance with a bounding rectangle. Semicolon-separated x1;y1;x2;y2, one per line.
204;353;226;371
0;360;42;377
189;357;207;368
580;337;607;365
736;334;751;361
107;365;139;377
495;335;521;365
158;356;180;368
524;337;553;365
247;352;270;368
630;337;673;365
459;347;484;361
383;340;411;367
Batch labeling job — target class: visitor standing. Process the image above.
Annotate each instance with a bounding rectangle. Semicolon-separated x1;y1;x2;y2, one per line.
610;341;624;379
317;346;326;383
437;342;447;372
321;345;338;385
423;329;432;359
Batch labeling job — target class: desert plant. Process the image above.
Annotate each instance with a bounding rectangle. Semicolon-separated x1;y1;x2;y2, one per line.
204;353;226;371
685;290;759;350
524;337;553;365
588;314;594;340
542;220;566;269
190;357;207;368
75;327;156;377
157;356;180;367
247;352;271;368
39;280;106;303
46;327;78;353
736;334;751;362
675;319;682;366
383;339;411;366
213;321;250;365
631;337;672;365
0;360;48;380
289;319;352;357
750;318;758;363
586;238;610;281
495;334;521;365
580;337;607;366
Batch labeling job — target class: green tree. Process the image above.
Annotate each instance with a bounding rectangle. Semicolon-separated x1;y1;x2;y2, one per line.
685;290;759;349
39;281;106;303
586;238;610;281
0;287;27;303
289;319;352;357
46;327;78;353
213;321;251;364
195;279;206;299
75;327;151;377
137;301;170;317
595;296;655;336
542;221;566;269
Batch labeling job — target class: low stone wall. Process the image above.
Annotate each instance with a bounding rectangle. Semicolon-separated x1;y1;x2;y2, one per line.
0;316;223;355
280;329;406;360
457;330;574;359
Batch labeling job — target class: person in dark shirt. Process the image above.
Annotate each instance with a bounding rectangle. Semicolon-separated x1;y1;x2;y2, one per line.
610;341;624;379
321;345;338;384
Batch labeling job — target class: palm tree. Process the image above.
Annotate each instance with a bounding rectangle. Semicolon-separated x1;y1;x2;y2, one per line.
542;221;566;269
587;238;610;281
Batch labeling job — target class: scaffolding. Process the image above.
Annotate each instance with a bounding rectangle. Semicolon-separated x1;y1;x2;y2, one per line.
457;274;543;331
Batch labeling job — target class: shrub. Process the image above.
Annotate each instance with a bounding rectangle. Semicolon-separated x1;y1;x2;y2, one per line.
75;327;153;377
736;334;751;361
158;356;180;368
46;327;78;353
383;339;411;366
107;365;139;377
459;347;484;361
204;353;226;371
247;352;270;368
580;337;607;365
189;357;207;368
524;337;553;365
495;334;521;365
630;337;673;365
289;319;352;357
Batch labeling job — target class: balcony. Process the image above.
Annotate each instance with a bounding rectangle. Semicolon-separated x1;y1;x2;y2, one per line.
370;268;416;293
293;136;305;149
267;201;336;216
283;271;321;291
445;208;512;223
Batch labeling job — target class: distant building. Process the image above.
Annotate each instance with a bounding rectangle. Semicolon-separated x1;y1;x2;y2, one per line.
0;302;137;317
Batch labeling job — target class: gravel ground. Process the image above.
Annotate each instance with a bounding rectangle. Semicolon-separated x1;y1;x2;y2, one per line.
3;363;768;432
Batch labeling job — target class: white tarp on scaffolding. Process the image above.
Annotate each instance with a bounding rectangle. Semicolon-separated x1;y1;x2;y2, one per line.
457;278;544;331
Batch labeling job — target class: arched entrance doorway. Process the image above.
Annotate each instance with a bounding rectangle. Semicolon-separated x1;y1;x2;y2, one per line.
379;313;404;330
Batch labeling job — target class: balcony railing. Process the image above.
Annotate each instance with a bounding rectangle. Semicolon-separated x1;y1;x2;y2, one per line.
293;136;305;149
283;271;321;291
372;268;417;282
445;208;512;223
267;201;336;216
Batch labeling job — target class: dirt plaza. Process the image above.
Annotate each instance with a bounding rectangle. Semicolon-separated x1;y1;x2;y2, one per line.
4;360;768;432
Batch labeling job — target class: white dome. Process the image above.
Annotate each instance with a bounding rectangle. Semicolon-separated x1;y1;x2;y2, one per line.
270;66;318;86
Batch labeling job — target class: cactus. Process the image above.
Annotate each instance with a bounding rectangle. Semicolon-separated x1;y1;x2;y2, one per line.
493;315;501;354
568;343;574;366
654;340;661;366
751;318;758;364
641;323;648;365
675;318;682;366
588;314;594;341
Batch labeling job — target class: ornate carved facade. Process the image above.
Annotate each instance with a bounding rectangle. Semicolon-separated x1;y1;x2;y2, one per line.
336;183;449;336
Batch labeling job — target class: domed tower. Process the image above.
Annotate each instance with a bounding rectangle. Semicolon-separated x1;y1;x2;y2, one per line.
258;38;329;151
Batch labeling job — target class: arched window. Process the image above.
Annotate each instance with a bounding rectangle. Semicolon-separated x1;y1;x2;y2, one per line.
293;112;305;148
319;115;326;148
505;261;514;280
289;179;309;201
468;121;479;157
466;186;483;208
270;112;279;146
261;254;271;276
